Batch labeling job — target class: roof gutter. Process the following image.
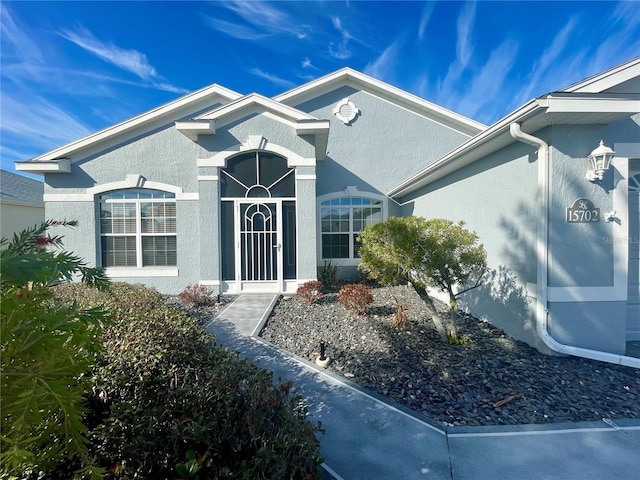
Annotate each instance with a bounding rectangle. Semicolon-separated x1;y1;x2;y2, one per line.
509;123;639;368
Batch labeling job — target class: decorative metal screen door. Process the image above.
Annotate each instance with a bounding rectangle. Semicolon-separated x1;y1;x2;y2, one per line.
239;201;280;284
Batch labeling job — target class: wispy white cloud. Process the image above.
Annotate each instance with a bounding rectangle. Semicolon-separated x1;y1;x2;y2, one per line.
207;0;309;40
439;2;477;97
329;16;353;60
249;68;297;89
1;95;93;151
0;5;44;64
418;1;436;41
586;3;640;76
514;17;578;104
364;39;402;80
200;14;271;40
59;27;158;80
451;40;519;122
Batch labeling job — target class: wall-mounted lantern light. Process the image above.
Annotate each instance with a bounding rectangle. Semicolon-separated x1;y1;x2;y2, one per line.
586;140;614;182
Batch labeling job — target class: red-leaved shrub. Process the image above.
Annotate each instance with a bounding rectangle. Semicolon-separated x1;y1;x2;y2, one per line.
296;281;324;304
338;283;374;315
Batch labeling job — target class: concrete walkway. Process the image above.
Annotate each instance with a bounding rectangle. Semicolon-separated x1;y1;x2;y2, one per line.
204;295;640;480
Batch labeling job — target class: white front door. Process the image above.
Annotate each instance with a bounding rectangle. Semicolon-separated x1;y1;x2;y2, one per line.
237;200;282;292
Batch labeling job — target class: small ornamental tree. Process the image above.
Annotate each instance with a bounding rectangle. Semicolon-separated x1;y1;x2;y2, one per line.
0;221;109;477
358;216;487;342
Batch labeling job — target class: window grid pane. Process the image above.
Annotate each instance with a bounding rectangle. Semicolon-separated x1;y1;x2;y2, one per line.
321;197;383;260
322;234;349;259
142;236;177;266
102;236;137;267
99;190;177;268
141;202;177;234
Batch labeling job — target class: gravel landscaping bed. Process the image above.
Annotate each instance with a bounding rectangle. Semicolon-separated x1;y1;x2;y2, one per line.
259;285;640;427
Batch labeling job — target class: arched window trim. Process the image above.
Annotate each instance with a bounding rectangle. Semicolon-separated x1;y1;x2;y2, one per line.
98;187;178;273
220;150;295;199
317;189;388;266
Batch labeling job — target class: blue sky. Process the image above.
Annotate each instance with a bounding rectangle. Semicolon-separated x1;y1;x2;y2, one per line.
1;1;639;177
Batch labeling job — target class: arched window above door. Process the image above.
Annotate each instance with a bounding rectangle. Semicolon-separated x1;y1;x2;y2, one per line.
220;151;295;198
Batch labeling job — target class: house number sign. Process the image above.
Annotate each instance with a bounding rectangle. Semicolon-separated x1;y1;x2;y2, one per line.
566;198;600;223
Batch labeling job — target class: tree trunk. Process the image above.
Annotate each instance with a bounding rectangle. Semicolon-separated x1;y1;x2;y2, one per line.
410;284;448;342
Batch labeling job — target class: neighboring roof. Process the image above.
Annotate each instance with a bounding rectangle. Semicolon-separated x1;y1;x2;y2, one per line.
16;84;241;173
0;170;44;207
274;67;486;137
388;57;640;198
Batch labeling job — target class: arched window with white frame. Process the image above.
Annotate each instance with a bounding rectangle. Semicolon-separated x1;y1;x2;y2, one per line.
318;191;386;263
99;188;177;268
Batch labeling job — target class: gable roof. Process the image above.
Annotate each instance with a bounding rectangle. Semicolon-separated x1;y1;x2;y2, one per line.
388;57;640;198
176;93;330;160
16;84;241;173
275;67;486;137
561;56;640;94
0;170;43;207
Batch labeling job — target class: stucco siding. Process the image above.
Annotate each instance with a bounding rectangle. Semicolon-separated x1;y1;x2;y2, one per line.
46;125;201;194
548;125;616;287
548;301;627;354
198;113;317;161
397;141;542;349
292;86;473;196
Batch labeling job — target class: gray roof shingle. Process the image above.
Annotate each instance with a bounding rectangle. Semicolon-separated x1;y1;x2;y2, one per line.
0;170;44;207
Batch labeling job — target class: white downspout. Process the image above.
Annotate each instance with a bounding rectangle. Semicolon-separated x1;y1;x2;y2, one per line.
509;123;639;368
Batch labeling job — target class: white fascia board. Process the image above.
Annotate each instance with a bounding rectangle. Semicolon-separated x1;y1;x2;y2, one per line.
199;93;320;124
175;120;216;140
275;67;486;135
544;94;640;113
295;120;330;135
561;57;640;93
25;84;240;162
16;158;71;173
387;100;542;198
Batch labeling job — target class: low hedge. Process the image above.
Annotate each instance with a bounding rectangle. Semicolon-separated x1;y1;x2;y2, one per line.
52;283;323;479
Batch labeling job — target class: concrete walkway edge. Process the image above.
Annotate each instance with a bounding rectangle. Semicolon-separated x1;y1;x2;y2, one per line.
205;294;640;480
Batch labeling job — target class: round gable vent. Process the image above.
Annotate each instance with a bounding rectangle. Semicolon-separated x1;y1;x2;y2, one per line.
333;98;359;124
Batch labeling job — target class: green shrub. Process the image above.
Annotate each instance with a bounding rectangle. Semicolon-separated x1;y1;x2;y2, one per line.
53;282;323;479
296;280;324;305
0;221;108;478
179;284;214;306
317;260;340;288
338;283;374;315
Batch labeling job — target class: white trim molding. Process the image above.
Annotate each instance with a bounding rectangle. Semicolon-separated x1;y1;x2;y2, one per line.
198;139;315;168
317;188;388;267
44;177;198;202
296;174;316;180
106;267;179;278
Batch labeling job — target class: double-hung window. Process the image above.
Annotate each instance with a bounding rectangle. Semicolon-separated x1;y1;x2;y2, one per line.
99;189;176;268
320;196;382;260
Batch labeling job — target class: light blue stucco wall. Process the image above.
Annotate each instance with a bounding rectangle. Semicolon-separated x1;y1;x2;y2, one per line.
396;117;640;356
544;122;638;355
291;86;474;197
397;140;543;350
43;108;324;295
289;85;475;279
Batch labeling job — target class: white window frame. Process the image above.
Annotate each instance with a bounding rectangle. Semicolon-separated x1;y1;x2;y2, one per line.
99;189;177;272
317;189;387;267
